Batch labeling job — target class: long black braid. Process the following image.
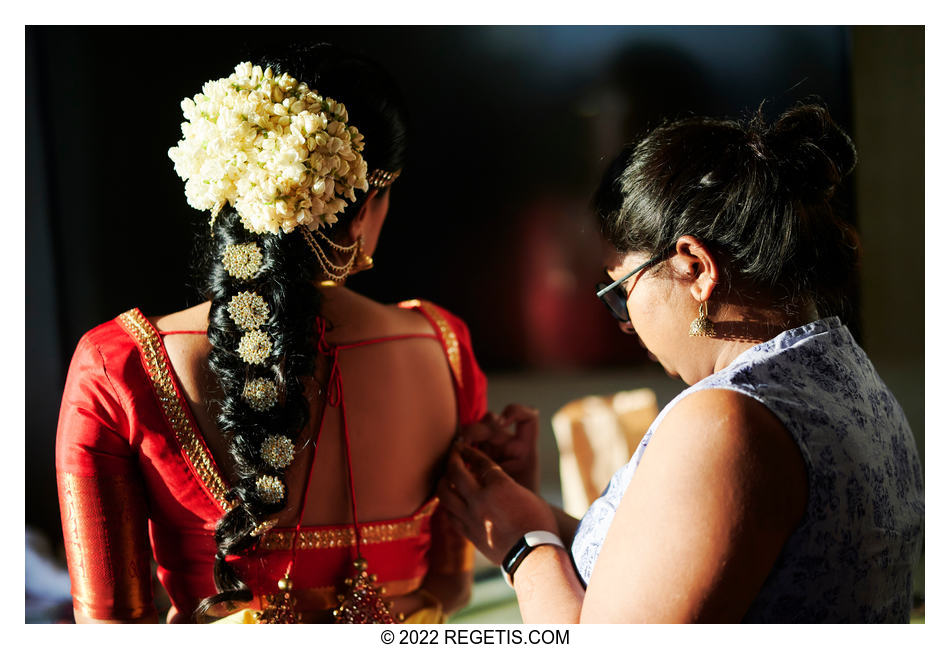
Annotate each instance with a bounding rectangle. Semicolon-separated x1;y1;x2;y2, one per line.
191;43;409;621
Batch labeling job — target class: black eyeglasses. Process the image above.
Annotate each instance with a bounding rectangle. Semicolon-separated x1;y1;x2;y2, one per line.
595;253;667;323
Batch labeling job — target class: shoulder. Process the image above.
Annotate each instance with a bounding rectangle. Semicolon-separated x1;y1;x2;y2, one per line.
148;301;211;333
72;310;146;367
645;388;807;529
581;387;807;621
396;299;473;339
659;388;785;444
68;308;174;393
397;299;487;423
59;311;147;435
395;298;479;364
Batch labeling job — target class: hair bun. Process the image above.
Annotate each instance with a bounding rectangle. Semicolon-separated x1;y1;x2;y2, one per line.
760;104;857;200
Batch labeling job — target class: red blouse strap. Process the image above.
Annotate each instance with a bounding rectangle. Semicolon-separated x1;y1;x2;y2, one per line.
284;317;364;580
338;371;363;558
284;317;338;579
275;314;461;580
333;332;438;351
285;373;332;579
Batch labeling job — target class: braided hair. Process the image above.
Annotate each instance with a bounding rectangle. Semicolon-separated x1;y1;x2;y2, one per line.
192;43;409;620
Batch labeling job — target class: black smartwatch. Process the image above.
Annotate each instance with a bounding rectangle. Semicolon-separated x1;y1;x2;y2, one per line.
500;531;566;588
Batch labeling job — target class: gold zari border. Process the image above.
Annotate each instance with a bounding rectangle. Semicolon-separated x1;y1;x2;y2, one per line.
118;309;233;512
398;300;463;387
58;471;155;621
259;498;438;550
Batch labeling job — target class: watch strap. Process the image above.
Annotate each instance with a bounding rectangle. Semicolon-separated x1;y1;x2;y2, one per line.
501;531;566;588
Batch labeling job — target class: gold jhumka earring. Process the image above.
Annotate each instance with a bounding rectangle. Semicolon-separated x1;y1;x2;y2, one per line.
349;236;374;275
688;300;715;337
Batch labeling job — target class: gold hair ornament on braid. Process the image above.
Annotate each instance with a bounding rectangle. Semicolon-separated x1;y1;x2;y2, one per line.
256;475;286;505
261;435;296;470
250;518;278;538
172;60;402;625
243;377;279;411
237;330;273;365
221;243;263;280
227;291;270;331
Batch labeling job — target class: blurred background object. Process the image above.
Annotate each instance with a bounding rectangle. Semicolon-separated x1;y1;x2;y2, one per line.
26;25;923;623
553;388;659;518
25;526;73;623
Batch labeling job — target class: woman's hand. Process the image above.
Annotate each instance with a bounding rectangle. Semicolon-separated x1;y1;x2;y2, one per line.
460;404;540;494
437;442;556;565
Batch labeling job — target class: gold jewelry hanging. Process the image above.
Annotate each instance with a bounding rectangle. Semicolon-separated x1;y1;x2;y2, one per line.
332;557;397;624
688;300;715;337
256;574;301;624
301;228;358;283
349;236;374;275
314;228;359;254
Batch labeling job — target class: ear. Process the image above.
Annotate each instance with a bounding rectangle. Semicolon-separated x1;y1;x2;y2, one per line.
670;235;719;302
347;189;379;241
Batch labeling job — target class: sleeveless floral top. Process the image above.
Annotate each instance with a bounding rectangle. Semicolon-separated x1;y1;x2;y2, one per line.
571;317;923;622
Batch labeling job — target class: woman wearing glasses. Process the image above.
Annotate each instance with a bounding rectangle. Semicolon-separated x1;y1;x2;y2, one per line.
439;104;923;622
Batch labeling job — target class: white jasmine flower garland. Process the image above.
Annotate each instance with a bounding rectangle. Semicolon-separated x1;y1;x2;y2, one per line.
168;61;369;235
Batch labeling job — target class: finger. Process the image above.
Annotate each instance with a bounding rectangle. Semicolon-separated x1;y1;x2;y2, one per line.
477;413;517;445
499;404;539;443
459;420;496;445
498;404;539;431
458;444;507;484
436;479;469;518
463;422;514;462
435;485;472;537
441;508;470;536
445;446;482;499
481;411;503;427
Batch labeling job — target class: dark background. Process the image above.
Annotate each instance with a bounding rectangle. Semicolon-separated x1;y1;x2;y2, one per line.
26;26;923;558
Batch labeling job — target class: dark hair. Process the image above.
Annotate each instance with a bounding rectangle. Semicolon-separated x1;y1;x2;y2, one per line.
193;44;409;621
594;102;859;317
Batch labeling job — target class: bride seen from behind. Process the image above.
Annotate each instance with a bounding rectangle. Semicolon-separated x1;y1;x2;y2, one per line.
56;44;486;624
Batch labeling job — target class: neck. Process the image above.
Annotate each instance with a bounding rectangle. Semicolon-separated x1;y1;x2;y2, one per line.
705;301;818;374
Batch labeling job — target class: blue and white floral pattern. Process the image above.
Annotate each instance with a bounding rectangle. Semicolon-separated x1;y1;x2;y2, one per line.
571;318;923;622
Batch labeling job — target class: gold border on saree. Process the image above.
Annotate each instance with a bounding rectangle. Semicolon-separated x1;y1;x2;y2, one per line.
398;300;463;387
259;498;439;550
118;309;233;512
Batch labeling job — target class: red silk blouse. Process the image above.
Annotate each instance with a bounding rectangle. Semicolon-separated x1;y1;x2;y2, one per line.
55;300;487;622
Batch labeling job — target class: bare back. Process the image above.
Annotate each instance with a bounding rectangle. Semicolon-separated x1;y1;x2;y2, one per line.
152;287;458;528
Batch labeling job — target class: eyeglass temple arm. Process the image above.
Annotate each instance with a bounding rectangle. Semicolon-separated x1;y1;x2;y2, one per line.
596;255;664;298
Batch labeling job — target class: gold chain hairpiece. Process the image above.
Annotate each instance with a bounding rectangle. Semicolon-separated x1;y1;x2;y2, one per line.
301;228;358;283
